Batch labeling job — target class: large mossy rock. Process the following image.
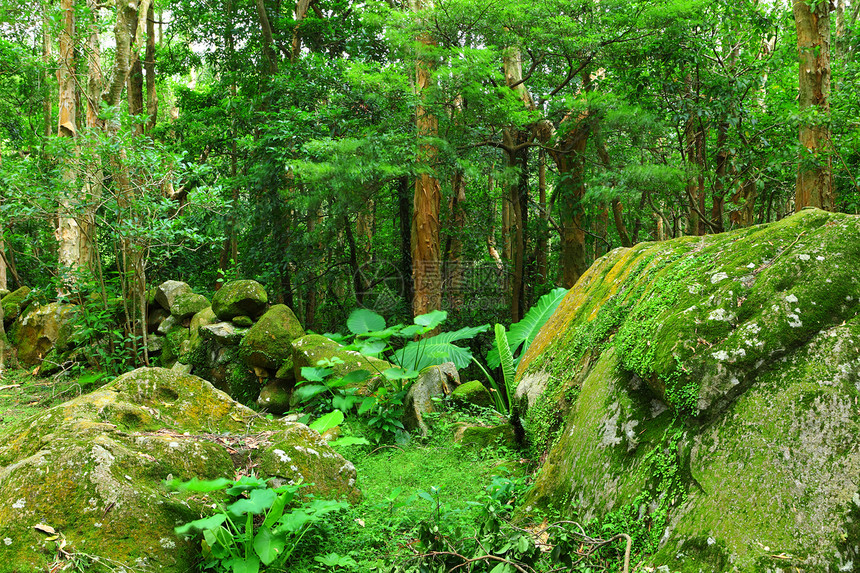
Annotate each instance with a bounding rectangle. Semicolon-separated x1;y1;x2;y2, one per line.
154;280;192;312
211;280;268;320
241;304;305;371
9;302;78;368
516;209;860;572
292;334;391;390
0;367;359;573
1;286;31;327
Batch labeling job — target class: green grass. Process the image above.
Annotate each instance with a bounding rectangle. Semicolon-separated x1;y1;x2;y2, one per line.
278;411;530;572
0;367;111;434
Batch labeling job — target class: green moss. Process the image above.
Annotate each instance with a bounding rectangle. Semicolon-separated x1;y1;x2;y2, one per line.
240;304;305;370
211;280;268;320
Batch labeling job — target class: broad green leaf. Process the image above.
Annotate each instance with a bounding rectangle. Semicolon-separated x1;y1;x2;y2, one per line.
225;475;268;494
332;394;360;412
414;309;447;328
174;513;227;535
398;324;426;337
347;309;386;334
278;510;313;533
358;396;377;415
342;369;371;384
165;477;232;492
487;288;567;368
227;555;260;573
309;410;344;433
253;527;287;565
383;367;418;380
495;324;516;405
292;384;329;403
227;487;277;517
357;339;387;356
392;324;489;370
299;366;332;382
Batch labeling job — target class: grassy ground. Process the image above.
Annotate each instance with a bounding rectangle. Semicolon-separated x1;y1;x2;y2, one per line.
0;368;538;572
0;367;95;430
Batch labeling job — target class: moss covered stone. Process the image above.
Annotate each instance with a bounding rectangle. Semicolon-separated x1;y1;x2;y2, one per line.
188;306;216;353
232;314;254;327
516;209;860;571
211;280;268;320
2;286;31;326
0;367;360;573
451;380;494;408
452;423;516;450
170;291;210;320
9;302;79;368
292;334;390;391
241;304;305;371
154;280;192;311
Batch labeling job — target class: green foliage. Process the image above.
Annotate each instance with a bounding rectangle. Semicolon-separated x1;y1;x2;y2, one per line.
493;323;517;416
487;287;568;369
167;475;348;572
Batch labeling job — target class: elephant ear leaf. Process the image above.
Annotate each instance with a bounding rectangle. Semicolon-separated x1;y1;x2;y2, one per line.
494;324;516;403
487;287;568;368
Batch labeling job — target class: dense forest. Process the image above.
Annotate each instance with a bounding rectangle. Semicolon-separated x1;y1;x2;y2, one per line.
2;2;860;572
0;0;856;338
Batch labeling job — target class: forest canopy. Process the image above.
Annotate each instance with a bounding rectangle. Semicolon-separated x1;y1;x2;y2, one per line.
0;0;857;336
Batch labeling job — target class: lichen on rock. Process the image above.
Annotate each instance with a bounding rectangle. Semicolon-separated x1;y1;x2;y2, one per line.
516;209;860;571
0;367;360;573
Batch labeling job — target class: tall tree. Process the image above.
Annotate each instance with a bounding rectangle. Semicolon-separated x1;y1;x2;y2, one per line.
410;0;442;319
793;0;835;211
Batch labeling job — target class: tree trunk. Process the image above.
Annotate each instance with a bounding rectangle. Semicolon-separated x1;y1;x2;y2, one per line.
56;0;84;289
445;172;466;311
291;0;312;61
536;149;548;283
550;125;590;288
42;2;52;138
793;0;835;211
410;0;442;321
256;0;279;75
145;2;158;131
711;119;729;233
397;176;414;309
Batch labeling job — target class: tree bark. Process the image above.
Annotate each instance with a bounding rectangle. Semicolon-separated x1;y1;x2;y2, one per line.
793;0;835;211
445;172;466;311
536;149;548;283
550;124;590;288
410;0;442;321
256;0;279;75
56;0;84;289
145;2;158;131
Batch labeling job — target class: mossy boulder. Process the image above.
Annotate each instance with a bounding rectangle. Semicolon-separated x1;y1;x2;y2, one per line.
188;306;216;353
257;378;292;414
451;380;494;409
292;334;391;392
516;209;860;571
403;362;460;435
2;286;31;326
212;280;268;320
154;280;192;312
241;304;305;371
170;292;210;320
0;367;359;573
9;302;79;368
452;423;516;450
